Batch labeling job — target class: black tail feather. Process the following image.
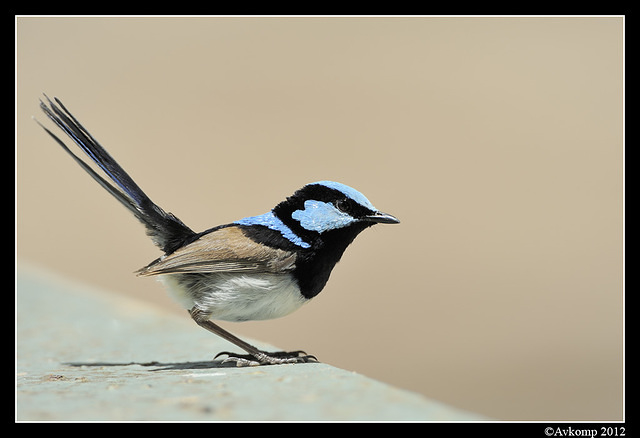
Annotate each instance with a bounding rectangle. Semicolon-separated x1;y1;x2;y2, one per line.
36;95;196;255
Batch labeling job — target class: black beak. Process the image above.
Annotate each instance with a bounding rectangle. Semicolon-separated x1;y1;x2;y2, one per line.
365;211;400;224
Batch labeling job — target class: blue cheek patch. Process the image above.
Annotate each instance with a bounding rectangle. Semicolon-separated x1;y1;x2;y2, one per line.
292;200;357;233
234;212;311;248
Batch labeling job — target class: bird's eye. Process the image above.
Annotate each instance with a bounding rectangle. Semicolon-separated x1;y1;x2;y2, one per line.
335;199;349;213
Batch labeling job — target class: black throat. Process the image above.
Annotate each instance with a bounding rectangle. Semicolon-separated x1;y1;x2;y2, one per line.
291;221;373;299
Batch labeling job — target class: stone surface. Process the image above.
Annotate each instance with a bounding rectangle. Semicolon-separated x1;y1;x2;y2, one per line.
16;264;483;421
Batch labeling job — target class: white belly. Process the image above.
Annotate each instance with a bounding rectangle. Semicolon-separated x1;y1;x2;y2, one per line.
159;273;308;322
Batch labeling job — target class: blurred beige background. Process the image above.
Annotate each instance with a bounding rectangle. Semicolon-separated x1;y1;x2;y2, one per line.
16;17;623;420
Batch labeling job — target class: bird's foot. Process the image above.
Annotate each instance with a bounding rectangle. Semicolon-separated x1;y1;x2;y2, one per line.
214;350;318;367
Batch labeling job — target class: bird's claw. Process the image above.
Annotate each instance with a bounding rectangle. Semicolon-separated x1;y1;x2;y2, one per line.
214;350;318;367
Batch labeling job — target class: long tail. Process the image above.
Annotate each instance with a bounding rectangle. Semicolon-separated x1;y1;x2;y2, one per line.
36;95;196;255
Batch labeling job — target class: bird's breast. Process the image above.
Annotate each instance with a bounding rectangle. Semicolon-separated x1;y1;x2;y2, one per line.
159;272;308;322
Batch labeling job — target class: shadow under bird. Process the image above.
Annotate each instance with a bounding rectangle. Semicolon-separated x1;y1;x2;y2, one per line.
36;96;400;366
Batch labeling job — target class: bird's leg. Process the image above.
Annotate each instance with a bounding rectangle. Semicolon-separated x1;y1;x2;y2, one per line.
188;307;318;367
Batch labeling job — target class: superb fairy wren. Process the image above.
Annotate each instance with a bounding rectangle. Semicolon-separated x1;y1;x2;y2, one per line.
36;96;400;366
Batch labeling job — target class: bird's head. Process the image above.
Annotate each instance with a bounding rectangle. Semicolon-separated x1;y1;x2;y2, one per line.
273;180;399;249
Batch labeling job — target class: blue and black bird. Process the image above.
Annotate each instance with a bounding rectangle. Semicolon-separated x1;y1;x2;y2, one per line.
36;96;400;366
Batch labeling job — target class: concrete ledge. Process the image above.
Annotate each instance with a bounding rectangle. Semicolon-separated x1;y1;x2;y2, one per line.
16;263;484;421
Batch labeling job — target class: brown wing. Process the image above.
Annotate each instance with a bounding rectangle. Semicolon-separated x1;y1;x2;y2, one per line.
136;226;296;276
